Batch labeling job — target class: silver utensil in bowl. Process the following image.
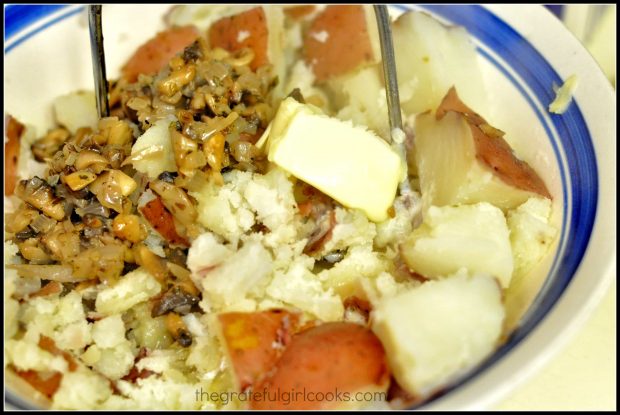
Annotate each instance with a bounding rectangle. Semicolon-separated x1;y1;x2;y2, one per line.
88;5;110;118
374;5;411;195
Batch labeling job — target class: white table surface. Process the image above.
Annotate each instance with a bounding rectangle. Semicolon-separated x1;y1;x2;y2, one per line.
494;281;616;410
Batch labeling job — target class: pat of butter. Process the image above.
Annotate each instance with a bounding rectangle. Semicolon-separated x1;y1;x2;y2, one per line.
257;98;403;222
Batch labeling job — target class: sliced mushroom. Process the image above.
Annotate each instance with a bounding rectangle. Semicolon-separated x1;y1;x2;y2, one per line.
151;286;199;317
15;177;66;220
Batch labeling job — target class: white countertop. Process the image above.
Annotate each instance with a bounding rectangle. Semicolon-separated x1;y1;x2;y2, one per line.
494;281;616;410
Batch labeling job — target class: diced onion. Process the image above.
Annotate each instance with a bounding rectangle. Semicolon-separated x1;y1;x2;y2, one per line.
8;264;76;282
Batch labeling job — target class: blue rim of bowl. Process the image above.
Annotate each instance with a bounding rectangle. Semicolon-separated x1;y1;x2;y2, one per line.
4;4;598;410
397;4;598;408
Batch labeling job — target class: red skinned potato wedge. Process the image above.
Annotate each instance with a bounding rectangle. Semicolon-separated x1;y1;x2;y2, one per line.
12;335;78;399
13;369;63;399
139;195;189;247
414;87;551;211
5;116;24;196
303;5;379;82
218;310;300;391
208;7;269;71
251;322;390;410
436;87;551;199
29;281;63;298
121;26;200;82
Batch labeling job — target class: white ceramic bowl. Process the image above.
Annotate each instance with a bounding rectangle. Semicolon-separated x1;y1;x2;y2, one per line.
4;4;616;410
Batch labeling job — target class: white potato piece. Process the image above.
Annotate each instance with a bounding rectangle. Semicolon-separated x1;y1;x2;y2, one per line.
371;271;504;397
327;65;390;139
91;341;135;380
53;91;99;134
91;315;127;349
392;11;488;116
401;202;513;288
52;368;112;410
95;268;162;315
130;117;177;179
190;236;273;312
266;258;343;322
507;197;557;279
414;108;549;212
503;197;558;332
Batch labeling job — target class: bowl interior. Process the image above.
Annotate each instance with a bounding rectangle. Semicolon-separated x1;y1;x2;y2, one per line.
4;4;604;410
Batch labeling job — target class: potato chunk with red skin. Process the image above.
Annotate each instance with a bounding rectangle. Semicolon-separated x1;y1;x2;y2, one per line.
250;322;390;410
5;116;24;196
218;310;300;391
140;195;189;247
13;336;78;399
208;7;269;71
121;26;200;82
304;5;376;82
14;369;63;399
437;87;551;199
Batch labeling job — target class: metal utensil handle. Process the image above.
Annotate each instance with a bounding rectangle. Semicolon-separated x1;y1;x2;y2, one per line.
374;5;410;194
374;5;403;139
88;5;110;118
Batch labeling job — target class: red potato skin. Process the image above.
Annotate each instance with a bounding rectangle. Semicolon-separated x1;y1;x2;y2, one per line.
38;336;78;372
250;322;390;410
13;335;77;399
121;26;200;83
304;5;375;82
208;7;269;71
5;116;24;196
29;281;63;298
139;196;189;247
13;369;63;399
343;296;373;324
218;310;300;391
437;87;552;199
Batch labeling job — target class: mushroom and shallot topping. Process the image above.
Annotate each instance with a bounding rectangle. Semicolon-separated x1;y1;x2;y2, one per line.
5;30;278;295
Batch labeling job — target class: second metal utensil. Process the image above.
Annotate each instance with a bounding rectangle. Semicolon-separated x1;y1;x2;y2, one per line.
89;5;110;118
374;5;410;194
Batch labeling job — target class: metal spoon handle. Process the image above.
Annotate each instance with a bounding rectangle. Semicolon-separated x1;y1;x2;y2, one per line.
88;5;110;118
374;5;410;193
374;5;403;137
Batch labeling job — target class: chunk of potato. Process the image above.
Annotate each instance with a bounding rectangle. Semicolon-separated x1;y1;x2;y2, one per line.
414;88;551;211
128;118;177;179
251;322;390;410
208;7;269;71
324;65;390;139
53;91;98;134
393;11;488;115
140;195;189;247
4;116;24;196
400;202;514;288
207;7;286;102
371;271;504;398
303;5;380;82
503;197;557;332
121;26;200;82
217;309;300;391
